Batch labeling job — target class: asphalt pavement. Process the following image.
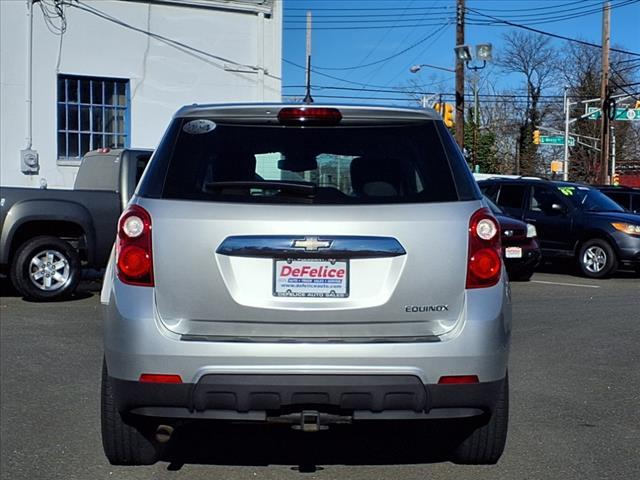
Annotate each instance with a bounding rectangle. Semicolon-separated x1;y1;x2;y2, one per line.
1;268;639;480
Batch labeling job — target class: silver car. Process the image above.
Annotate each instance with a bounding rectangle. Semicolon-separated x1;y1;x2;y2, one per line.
101;104;511;466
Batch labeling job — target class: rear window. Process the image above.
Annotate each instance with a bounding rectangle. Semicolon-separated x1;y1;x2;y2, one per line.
146;119;467;205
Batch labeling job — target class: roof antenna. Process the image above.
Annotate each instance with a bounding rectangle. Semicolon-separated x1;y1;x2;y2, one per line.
303;11;314;104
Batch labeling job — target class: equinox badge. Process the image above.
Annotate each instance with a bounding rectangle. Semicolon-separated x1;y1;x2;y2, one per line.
405;305;449;313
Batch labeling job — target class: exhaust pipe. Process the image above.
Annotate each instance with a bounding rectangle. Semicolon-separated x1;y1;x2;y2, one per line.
155;424;174;443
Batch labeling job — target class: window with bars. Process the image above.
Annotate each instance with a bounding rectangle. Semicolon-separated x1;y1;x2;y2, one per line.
57;74;130;164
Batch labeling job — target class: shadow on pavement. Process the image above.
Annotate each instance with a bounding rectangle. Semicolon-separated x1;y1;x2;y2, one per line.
160;420;477;471
534;260;638;280
0;276;101;301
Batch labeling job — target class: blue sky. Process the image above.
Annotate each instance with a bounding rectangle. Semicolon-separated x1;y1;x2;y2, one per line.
281;0;640;104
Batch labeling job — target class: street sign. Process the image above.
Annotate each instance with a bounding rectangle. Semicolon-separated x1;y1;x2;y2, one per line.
587;107;640;121
539;135;575;146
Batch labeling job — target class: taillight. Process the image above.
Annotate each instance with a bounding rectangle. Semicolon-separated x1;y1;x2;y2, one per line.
278;107;342;126
116;205;153;286
466;208;502;289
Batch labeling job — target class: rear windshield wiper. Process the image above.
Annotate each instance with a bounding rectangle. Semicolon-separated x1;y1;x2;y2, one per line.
204;181;317;196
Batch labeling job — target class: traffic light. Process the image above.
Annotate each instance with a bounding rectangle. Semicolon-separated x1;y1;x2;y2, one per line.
433;102;443;114
533;130;540;145
613;173;620;186
443;103;454;128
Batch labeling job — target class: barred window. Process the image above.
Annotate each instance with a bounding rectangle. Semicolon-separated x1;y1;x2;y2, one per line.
57;74;130;164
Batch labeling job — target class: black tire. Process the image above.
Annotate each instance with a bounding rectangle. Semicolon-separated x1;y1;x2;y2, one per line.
10;236;81;301
101;360;160;466
450;375;509;465
508;267;534;282
577;239;618;279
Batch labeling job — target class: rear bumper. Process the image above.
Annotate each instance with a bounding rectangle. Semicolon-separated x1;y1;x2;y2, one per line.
104;276;511;417
504;241;541;274
111;373;505;421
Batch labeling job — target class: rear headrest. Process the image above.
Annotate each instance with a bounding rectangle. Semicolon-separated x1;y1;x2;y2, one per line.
350;156;402;196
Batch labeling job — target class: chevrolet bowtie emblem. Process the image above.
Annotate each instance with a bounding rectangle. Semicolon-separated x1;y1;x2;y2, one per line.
292;237;332;251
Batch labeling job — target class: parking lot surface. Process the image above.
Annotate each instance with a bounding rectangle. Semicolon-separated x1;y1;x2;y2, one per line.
1;269;639;480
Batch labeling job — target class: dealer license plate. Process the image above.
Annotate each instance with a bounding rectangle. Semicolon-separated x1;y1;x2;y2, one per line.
505;247;523;259
273;259;349;298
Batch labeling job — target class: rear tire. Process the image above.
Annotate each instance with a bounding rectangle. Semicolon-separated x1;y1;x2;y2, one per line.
450;375;509;465
577;239;617;279
10;236;81;301
101;360;161;465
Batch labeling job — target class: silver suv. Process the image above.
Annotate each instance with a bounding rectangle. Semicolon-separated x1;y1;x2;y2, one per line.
101;104;511;466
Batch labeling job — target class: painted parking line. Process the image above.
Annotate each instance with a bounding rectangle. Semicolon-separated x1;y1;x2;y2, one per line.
530;280;600;289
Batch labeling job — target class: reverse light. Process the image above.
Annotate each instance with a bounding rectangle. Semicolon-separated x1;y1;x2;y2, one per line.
278;107;342;126
476;218;498;240
467;208;502;289
123;215;144;238
438;375;480;385
526;223;537;238
611;222;640;235
139;374;183;384
116;205;154;286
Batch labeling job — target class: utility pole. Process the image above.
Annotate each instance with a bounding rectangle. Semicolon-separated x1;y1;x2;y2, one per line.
610;125;616;181
455;0;465;150
598;1;611;184
472;71;479;166
563;86;570;181
303;11;313;104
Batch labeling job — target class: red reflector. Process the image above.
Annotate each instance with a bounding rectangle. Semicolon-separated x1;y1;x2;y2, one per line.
469;248;501;280
278;107;342;125
438;375;480;385
117;245;151;278
139;374;183;384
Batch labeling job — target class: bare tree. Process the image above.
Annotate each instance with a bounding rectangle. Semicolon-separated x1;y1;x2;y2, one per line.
496;32;559;175
559;42;640;182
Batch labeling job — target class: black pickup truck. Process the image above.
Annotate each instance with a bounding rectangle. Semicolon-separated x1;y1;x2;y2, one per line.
0;148;152;300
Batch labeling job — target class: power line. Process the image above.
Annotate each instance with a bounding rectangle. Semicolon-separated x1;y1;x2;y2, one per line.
467;0;640;27
284;19;452;30
283;84;597;100
465;6;640;57
313;22;452;71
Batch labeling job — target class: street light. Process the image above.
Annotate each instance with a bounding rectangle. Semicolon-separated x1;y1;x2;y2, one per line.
454;43;492;167
455;43;492;71
409;63;455;74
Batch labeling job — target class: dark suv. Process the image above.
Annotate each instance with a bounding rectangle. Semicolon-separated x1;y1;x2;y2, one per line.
479;178;640;278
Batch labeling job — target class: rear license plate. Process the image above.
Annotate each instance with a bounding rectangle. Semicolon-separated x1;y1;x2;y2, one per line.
505;247;523;258
273;259;349;298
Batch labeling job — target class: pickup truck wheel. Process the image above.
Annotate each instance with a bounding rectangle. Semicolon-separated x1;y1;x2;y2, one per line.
578;239;617;279
10;236;81;301
450;375;509;465
101;360;161;465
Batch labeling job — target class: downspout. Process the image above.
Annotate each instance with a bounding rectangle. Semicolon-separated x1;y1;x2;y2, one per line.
25;0;34;150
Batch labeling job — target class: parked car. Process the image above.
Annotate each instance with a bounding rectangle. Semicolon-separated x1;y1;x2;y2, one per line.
484;196;541;281
479;178;640;278
101;104;511;466
594;185;640;214
0;148;152;300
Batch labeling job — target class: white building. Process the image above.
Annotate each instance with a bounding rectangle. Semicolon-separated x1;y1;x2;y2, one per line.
0;0;282;189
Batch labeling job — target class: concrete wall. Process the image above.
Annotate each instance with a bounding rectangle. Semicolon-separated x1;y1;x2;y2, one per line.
0;0;282;189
